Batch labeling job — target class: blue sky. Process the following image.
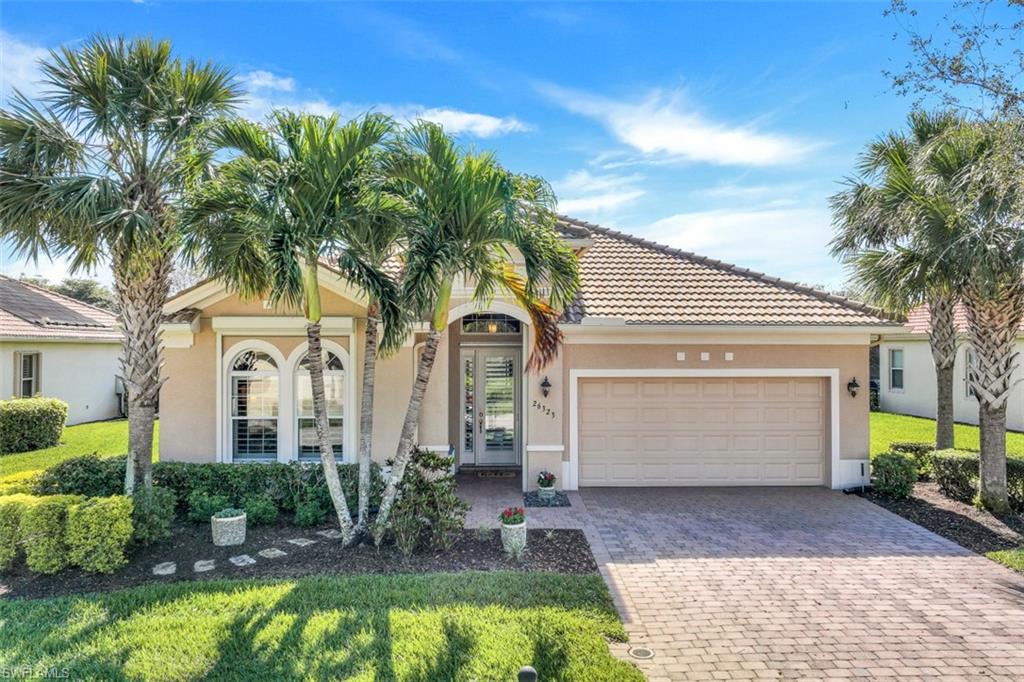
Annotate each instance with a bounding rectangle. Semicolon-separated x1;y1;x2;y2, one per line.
0;1;986;289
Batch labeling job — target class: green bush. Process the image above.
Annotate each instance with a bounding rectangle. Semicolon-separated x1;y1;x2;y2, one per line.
0;471;39;496
131;486;177;544
66;496;133;573
187;490;232;523
871;452;917;499
19;495;82;574
34;454;124;497
889;441;935;480
388;448;468;555
0;494;38;570
293;498;328;527
241;494;278;526
931;449;1024;511
0;397;68;454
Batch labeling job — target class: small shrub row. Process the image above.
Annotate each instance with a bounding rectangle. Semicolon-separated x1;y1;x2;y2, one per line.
871;452;917;499
0;397;68;454
889;441;935;480
931;449;1024;511
0;493;132;574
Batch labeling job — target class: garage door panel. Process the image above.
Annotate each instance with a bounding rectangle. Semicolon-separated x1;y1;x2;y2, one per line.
579;377;826;487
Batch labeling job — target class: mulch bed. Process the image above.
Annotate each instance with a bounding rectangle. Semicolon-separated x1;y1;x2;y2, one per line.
862;482;1024;554
523;490;571;507
1;522;596;601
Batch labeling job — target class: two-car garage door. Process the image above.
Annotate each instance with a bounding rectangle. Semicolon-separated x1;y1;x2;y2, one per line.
578;377;827;486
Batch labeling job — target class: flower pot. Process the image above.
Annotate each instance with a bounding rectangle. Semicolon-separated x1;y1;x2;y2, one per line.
211;512;247;546
501;521;527;555
538;486;556;501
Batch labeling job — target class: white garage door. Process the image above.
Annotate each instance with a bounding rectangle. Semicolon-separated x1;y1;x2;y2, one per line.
578;377;827;486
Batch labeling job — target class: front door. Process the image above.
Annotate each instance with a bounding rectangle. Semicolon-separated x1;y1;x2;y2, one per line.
460;347;520;466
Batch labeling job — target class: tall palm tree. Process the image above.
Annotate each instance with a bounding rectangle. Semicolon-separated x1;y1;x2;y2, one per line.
830;111;965;450
185;111;396;541
0;35;240;492
371;123;581;544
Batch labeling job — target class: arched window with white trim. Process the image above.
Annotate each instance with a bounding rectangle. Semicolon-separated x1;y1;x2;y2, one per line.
229;349;280;461
294;351;345;462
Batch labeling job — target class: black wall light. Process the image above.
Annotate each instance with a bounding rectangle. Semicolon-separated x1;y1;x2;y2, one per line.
847;377;860;398
540;376;552;397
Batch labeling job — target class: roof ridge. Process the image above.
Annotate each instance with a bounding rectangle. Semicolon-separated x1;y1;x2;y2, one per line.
0;274;118;323
564;217;902;323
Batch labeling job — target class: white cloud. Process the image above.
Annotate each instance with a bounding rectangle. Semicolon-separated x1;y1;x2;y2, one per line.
537;83;819;167
1;30;49;102
240;70;295;93
555;169;645;215
409;107;529;138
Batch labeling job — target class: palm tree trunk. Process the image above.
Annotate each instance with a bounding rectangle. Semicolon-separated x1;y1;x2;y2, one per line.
356;301;380;532
928;294;959;450
963;280;1024;513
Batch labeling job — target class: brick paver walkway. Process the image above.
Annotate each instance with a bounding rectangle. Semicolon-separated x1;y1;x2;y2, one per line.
459;477;1024;681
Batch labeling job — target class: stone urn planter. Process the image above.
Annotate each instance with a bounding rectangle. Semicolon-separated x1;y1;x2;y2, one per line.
499;506;527;557
537;470;557;501
211;509;247;547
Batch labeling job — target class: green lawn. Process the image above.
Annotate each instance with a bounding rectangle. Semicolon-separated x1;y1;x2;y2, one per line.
0;418;157;481
987;548;1024;574
870;411;1024;457
0;572;640;681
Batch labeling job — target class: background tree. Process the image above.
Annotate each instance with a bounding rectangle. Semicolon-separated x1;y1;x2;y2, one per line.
0;35;240;492
186;111;395;543
371;123;581;544
831;111;965;450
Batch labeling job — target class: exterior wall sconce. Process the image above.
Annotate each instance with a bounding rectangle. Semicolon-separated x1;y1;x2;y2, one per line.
847;377;860;398
540;376;552;397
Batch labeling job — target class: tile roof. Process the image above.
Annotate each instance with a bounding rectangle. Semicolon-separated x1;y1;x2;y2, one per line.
904;302;1024;335
558;216;900;327
0;275;120;341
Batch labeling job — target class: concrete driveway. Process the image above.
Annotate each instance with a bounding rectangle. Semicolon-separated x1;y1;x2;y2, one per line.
462;481;1024;680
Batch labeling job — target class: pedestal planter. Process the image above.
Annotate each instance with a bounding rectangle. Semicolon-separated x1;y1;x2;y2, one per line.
538;485;556;501
211;511;247;547
501;521;527;555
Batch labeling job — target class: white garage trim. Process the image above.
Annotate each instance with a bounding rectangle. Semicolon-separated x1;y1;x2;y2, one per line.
567;368;842;490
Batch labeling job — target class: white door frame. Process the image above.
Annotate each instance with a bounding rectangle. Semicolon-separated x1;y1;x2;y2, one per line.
459;346;522;467
568;368;843;490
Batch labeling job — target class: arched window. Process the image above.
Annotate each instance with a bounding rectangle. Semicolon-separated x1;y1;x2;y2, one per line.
294;351;345;462
229;350;279;461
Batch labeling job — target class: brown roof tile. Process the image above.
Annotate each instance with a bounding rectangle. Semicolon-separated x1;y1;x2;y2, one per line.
0;275;120;341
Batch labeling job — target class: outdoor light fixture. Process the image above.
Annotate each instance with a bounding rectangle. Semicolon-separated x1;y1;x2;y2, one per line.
487;321;498;333
540;376;552;397
847;377;860;398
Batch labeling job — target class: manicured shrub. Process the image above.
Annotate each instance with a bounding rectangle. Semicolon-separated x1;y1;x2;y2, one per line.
293;498;328;527
131;486;177;544
0;494;38;571
19;495;82;574
241;494;278;526
932;449;1024;511
34;454;124;497
889;441;935;480
187;490;232;523
66;496;133;573
871;452;917;499
0;397;68;454
387;448;468;554
0;471;40;496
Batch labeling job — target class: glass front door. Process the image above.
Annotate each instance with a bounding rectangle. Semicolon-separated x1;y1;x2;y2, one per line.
460;347;520;466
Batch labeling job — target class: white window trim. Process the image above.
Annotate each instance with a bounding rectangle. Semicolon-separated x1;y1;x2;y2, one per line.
285;340;356;464
887;347;905;394
223;341;286;463
964;346;977;399
17;351;40;398
567;368;847;490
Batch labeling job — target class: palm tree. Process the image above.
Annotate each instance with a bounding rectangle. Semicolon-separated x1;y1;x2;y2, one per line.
370;123;581;544
185;111;396;541
830;111;965;451
0;35;240;492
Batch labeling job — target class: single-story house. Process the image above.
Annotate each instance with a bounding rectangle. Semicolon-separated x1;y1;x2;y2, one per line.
0;275;122;425
159;217;901;491
878;303;1024;431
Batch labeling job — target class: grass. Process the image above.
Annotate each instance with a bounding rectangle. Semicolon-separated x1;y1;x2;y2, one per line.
987;548;1024;574
0;572;641;682
0;418;157;481
870;411;1024;457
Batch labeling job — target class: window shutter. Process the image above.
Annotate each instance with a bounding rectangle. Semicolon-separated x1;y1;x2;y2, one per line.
35;353;41;396
12;352;21;397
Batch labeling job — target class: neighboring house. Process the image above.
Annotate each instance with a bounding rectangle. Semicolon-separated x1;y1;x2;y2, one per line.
0;275;122;425
159;217;900;491
878;303;1024;431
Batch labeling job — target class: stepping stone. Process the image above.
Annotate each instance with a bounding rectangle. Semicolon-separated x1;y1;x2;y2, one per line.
287;538;317;547
258;548;287;559
152;561;176;576
228;554;256;567
193;559;215;573
316;529;343;539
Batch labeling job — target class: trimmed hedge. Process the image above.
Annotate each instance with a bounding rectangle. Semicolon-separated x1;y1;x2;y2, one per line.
34;454;123;498
889;441;935;480
871;452;917;499
0;397;68;454
19;495;83;574
0;494;39;570
0;471;39;497
932;449;1024;511
131;486;176;544
66;496;133;573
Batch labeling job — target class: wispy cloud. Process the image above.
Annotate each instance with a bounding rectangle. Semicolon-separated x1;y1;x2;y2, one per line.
555;169;645;216
240;70;296;93
537;83;820;167
396;107;529;138
1;30;49;102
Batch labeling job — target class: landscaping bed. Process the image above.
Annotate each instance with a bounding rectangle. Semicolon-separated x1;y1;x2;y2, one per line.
863;482;1024;554
1;522;596;599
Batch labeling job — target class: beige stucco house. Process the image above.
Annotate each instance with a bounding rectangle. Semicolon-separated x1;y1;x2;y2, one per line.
158;216;901;492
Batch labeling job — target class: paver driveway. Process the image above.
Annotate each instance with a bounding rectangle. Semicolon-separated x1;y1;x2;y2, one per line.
462;480;1024;681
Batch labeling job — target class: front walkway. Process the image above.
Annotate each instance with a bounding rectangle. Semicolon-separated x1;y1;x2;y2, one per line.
458;476;1024;681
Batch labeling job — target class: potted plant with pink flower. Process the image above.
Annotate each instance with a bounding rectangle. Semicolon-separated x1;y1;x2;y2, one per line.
537;470;557;500
499;506;526;557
